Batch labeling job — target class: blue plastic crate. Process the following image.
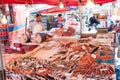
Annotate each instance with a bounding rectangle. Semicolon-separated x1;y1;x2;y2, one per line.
96;58;113;64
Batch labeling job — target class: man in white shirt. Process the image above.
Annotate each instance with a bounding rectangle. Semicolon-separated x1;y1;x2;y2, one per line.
67;13;80;35
27;14;44;35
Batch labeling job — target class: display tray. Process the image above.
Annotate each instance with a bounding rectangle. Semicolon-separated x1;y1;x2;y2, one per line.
96;28;108;32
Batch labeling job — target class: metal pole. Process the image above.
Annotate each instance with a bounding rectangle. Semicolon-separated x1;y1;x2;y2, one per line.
78;0;82;35
25;17;28;36
8;4;14;24
0;26;5;80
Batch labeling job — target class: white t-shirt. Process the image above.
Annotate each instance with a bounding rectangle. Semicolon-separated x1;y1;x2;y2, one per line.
29;21;44;34
68;18;78;28
67;18;80;34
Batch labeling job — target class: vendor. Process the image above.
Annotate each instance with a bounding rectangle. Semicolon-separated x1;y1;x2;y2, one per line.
68;13;77;26
67;13;79;35
27;13;45;35
54;14;65;28
18;14;47;43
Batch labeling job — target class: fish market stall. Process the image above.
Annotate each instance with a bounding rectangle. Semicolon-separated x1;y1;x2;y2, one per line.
2;32;116;80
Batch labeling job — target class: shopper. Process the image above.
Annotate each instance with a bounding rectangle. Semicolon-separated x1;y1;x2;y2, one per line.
67;13;79;35
89;16;100;27
27;13;45;35
114;22;120;45
108;21;115;31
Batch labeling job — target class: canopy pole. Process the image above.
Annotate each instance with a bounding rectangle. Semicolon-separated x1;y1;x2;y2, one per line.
0;34;6;80
25;17;28;36
78;0;82;35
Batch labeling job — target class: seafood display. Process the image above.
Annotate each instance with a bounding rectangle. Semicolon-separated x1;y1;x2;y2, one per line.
79;55;97;65
75;62;114;78
4;33;116;80
6;57;54;80
2;54;22;69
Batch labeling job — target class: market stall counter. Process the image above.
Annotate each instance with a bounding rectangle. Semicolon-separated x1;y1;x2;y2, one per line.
2;32;116;80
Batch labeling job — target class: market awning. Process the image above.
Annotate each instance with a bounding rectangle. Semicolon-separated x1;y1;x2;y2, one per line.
28;4;56;13
0;0;47;4
0;0;116;5
0;0;70;4
67;0;116;6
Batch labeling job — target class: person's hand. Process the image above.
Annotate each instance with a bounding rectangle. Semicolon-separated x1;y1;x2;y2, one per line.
27;28;32;35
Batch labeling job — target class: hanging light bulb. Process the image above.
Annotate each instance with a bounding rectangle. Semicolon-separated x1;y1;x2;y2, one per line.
59;0;64;8
86;0;95;9
1;15;7;24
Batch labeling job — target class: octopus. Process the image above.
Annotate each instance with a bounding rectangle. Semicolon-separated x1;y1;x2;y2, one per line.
70;43;91;53
79;55;97;65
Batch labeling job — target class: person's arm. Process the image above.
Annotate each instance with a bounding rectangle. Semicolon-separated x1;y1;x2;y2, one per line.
40;22;45;31
27;28;32;35
27;22;33;35
115;27;120;32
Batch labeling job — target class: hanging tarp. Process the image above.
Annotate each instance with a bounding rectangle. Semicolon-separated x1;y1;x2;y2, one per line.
66;0;116;6
9;5;27;43
0;0;49;4
0;0;70;4
28;4;56;14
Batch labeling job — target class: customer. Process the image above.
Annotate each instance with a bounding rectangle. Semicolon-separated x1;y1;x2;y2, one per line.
108;21;115;31
27;13;44;35
114;22;120;45
89;16;100;27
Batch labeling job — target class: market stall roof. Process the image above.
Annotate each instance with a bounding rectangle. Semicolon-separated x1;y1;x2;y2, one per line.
0;0;70;4
28;4;56;13
0;0;116;5
40;7;71;13
67;0;116;6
